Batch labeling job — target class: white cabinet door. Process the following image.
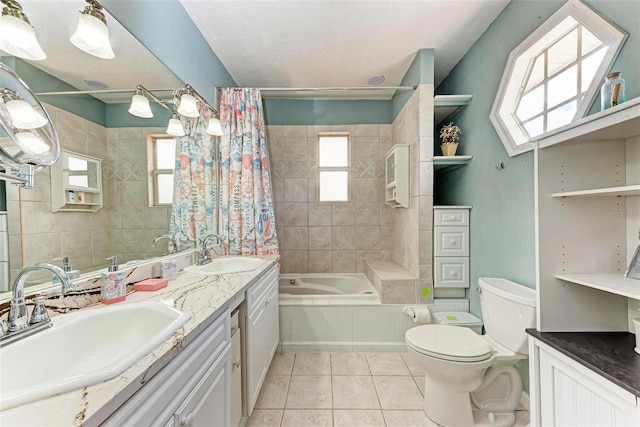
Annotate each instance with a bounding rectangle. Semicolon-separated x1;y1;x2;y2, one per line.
537;344;640;427
172;346;231;427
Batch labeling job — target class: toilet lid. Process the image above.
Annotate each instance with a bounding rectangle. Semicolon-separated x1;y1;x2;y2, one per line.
406;325;492;362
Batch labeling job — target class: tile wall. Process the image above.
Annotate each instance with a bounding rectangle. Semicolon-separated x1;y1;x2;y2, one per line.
6;104;171;284
267;124;395;274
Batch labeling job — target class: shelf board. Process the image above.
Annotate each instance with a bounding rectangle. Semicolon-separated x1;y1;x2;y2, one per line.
434;155;472;172
556;274;640;300
434;95;473;126
551;184;640;198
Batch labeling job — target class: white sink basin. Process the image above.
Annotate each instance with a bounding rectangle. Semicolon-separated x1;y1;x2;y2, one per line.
0;301;190;411
184;256;266;276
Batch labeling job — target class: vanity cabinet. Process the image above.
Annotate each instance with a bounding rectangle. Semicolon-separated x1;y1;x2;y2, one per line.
385;144;409;208
244;263;279;415
433;206;470;288
101;310;231;427
530;338;640;426
50;150;103;212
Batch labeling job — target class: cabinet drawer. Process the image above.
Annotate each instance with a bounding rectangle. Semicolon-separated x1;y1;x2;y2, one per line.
434;208;469;226
434;227;469;257
246;263;278;312
434;257;469;288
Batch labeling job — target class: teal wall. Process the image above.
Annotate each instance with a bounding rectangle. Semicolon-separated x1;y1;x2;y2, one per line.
392;49;434;119
263;99;392;125
435;0;640;320
106;102;172;128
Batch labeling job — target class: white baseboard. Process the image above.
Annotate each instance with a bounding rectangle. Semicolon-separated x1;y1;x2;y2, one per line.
280;341;408;353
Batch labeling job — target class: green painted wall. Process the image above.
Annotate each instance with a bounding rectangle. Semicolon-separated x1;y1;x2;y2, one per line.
392;49;434;119
106;102;172;128
263;99;392;125
435;0;640;321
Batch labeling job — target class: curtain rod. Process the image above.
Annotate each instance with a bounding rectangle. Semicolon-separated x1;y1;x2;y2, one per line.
35;88;174;96
218;86;417;92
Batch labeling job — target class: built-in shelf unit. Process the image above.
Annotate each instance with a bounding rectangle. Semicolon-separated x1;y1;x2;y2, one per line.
385;144;409;208
535;97;640;332
433;155;473;174
434;94;473;126
51;150;103;213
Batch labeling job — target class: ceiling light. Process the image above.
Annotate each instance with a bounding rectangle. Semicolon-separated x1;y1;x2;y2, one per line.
367;75;386;85
128;93;153;118
84;79;107;89
177;93;200;117
0;0;46;60
166;115;185;137
5;98;48;129
206;117;223;136
69;0;114;59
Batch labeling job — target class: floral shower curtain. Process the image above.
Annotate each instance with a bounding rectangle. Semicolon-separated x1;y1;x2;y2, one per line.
169;106;217;251
218;88;279;256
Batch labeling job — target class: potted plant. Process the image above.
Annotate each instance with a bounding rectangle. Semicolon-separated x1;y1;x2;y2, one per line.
440;122;461;156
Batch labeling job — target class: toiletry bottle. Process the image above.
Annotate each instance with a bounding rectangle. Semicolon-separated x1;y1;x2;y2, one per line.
52;256;80;283
601;72;626;110
100;256;127;304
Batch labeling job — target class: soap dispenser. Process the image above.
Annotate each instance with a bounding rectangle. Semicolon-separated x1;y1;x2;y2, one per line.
52;256;80;283
100;256;127;304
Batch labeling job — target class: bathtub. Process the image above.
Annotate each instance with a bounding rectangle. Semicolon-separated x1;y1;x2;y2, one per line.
279;273;379;302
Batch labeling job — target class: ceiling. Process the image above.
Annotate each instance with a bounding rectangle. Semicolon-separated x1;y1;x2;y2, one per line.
179;0;510;99
2;1;510;103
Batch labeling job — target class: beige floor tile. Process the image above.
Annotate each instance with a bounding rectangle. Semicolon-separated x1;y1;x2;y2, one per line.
254;375;290;409
413;375;425;396
366;352;411;375
246;409;283;426
331;352;371;375
268;352;296;376
292;352;331;375
334;410;386;426
383;410;439;427
373;376;424;410
281;410;333;426
286;375;332;409
332;376;380;409
400;352;424;376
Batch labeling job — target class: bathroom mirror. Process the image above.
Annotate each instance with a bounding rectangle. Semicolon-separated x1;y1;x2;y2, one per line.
1;0;184;288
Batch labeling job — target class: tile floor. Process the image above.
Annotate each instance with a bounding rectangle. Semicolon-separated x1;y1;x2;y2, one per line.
247;352;530;426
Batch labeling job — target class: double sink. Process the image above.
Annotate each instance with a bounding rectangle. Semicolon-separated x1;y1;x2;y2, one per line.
0;255;267;411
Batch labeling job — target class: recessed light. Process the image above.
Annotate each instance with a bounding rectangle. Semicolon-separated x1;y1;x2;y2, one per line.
367;75;385;85
84;79;107;89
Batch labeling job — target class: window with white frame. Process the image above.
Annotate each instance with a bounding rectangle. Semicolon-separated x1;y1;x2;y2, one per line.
318;133;350;202
490;0;626;156
148;135;176;206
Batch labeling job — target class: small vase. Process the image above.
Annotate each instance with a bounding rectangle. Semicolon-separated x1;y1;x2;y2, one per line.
441;143;458;156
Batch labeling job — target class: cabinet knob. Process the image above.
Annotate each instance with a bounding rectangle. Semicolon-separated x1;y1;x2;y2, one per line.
180;413;194;427
449;270;458;276
449;239;457;245
233;361;241;370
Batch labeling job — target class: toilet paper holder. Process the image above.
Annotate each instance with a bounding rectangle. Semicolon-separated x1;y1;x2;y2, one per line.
403;306;432;323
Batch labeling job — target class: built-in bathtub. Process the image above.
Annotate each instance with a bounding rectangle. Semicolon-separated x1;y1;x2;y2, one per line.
278;273;378;302
277;273;470;352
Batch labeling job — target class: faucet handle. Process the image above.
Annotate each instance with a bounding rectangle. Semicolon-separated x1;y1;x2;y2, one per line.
29;296;50;325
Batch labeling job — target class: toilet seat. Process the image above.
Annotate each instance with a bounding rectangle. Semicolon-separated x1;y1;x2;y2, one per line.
405;325;492;362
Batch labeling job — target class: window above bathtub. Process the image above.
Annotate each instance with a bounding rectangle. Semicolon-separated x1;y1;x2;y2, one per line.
317;133;350;202
490;0;627;157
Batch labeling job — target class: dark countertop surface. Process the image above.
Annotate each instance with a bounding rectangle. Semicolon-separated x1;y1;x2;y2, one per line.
527;329;640;397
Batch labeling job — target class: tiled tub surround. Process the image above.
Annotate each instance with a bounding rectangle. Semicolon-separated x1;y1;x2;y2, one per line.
0;255;278;425
6;103;172;284
278;298;469;352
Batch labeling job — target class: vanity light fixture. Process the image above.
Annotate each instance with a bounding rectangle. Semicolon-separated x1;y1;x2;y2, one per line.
174;84;223;136
0;0;46;60
128;87;154;118
69;0;114;59
128;85;185;136
166;114;186;137
1;89;48;129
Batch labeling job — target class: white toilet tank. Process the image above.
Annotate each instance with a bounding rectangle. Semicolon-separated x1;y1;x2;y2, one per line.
478;277;536;355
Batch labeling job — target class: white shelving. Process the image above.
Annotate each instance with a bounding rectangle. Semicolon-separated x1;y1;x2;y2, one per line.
552;185;640;198
385;144;409;208
434;155;473;173
51;151;103;213
434;95;473;126
556;274;640;300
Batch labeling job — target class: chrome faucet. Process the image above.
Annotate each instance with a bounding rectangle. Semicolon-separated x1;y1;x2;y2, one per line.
152;233;177;254
1;263;72;347
196;234;222;266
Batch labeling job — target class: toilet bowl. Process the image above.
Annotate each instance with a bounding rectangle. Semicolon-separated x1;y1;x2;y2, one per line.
405;278;536;427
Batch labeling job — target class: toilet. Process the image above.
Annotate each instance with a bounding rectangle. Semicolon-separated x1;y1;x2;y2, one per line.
405;277;536;427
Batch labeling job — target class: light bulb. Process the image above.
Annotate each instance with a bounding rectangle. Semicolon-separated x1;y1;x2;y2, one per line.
70;12;114;59
0;15;46;60
206;117;223;136
177;94;200;117
128;94;153;118
5;99;48;129
166;117;185;137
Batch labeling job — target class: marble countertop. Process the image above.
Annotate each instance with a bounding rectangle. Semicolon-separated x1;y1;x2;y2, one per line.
527;329;640;397
0;257;278;426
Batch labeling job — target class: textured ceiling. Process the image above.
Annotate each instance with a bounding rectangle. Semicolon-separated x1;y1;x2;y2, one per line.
180;0;510;99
